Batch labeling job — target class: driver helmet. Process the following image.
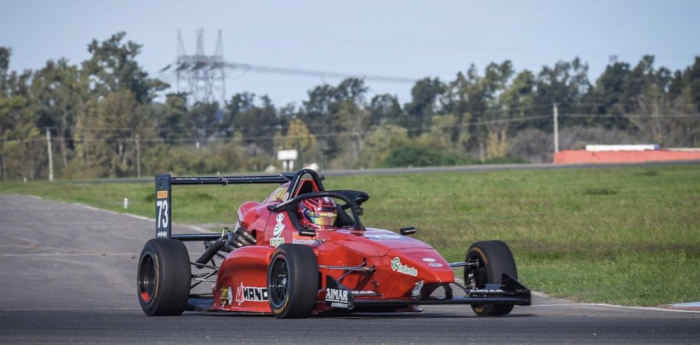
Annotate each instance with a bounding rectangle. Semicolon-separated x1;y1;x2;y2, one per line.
298;197;337;231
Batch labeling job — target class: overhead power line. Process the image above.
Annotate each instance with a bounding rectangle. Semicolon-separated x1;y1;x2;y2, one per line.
162;60;420;84
162;30;419;105
222;62;419;84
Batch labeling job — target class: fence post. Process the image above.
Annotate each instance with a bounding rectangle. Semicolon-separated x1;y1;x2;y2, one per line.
553;103;559;153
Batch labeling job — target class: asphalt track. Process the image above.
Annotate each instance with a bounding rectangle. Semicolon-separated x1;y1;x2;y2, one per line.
1;195;699;344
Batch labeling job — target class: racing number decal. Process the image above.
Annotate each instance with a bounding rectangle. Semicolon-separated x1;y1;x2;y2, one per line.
156;200;169;230
155;174;172;239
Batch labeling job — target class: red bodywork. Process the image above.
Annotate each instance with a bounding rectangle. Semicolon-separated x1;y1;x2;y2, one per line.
210;182;453;314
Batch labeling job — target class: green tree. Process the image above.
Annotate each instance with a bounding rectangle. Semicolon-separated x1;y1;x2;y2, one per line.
445;65;491;151
0;49;44;180
300;78;368;159
368;94;403;127
284;118;316;165
335;100;369;165
622;56;700;146
0;96;42;180
0;47;9;96
531;57;591;130
231;95;279;154
382;141;460;168
91;90;144;177
358;123;408;168
83;32;168;103
587;61;631;129
686;56;700;113
404;77;445;137
156;92;190;142
188;101;220;145
31;58;81;168
223;92;255;136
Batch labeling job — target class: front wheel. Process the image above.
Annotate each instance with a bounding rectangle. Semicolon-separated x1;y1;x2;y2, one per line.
137;239;191;316
267;244;319;318
465;240;517;317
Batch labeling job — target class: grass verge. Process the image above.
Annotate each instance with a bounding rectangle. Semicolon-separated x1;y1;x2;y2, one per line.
2;164;699;306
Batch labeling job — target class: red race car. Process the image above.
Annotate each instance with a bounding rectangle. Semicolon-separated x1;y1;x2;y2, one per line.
137;169;531;318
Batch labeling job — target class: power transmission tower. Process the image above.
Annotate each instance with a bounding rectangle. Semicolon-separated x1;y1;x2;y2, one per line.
175;29;226;105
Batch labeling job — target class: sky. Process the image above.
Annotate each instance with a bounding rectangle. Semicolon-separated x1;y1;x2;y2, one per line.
1;0;698;107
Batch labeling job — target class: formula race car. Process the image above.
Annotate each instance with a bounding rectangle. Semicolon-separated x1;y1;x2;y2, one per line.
137;169;531;318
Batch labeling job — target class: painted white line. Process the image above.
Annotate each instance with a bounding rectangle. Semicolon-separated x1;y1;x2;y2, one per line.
671;302;700;307
75;202;212;233
533;302;700;314
586;303;700;314
188;225;209;233
78;204;151;222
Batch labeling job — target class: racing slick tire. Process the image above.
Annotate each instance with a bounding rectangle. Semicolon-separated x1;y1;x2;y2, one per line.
465;240;517;317
137;239;191;316
267;244;319;319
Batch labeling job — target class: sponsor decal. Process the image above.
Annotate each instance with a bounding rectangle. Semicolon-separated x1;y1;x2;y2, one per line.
283;192;289;201
350;290;379;296
156;190;168;199
422;258;436;263
292;232;317;245
325;288;349;306
271;214;285;247
271;188;286;201
390;257;418;277
325;276;354;309
220;286;233;306
273;214;285;237
156;231;168;239
292;238;316;245
428;262;443;268
364;233;403;240
470;289;504;293
234;282;268;306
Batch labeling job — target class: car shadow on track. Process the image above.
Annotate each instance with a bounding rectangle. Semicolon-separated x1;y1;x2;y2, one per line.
182;311;536;320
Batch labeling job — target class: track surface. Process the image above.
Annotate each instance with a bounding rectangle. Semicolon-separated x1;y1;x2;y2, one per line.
1;195;699;344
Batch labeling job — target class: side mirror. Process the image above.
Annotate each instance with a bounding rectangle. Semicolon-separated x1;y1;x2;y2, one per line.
400;226;416;236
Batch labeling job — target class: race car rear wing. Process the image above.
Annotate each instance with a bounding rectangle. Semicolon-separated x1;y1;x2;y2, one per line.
155;173;290;240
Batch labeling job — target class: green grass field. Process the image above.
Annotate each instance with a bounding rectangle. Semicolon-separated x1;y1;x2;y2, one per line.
2;164;699;306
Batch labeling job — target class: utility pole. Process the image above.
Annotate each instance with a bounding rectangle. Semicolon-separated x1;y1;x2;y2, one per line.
1;133;5;182
553;103;559;153
136;134;141;178
46;127;54;181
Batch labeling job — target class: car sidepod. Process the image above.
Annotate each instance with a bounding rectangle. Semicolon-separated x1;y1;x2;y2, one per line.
212;246;276;313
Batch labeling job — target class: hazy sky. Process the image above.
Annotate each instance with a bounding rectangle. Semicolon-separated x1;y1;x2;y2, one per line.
1;0;698;106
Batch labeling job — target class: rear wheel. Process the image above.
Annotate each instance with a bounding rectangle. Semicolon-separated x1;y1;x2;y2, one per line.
137;239;191;316
267;244;319;318
465;240;517;317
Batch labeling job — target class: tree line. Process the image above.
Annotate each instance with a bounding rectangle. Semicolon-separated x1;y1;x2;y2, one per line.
1;32;699;181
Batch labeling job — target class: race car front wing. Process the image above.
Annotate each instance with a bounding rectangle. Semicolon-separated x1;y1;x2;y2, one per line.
325;273;531;309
